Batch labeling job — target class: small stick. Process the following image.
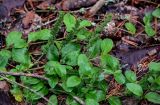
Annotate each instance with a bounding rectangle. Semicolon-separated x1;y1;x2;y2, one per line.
0;75;53;105
0;71;85;105
73;96;85;105
86;0;105;17
0;71;48;81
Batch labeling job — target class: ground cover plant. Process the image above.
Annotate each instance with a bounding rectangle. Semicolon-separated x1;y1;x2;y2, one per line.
0;0;160;105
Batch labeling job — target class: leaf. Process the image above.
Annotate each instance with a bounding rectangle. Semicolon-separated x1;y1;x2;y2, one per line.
152;8;160;18
125;70;137;82
61;81;73;92
31;82;44;91
45;61;66;78
6;31;27;48
85;98;99;105
48;95;58;105
66;96;79;105
126;83;143;96
100;54;119;70
149;62;160;72
125;22;136;34
0;50;11;68
62;51;79;66
143;13;153;25
86;90;105;102
48;76;58;88
54;62;67;79
108;96;121;105
88;39;101;58
101;38;114;54
44;61;57;75
144;25;156;37
21;76;40;85
145;92;160;104
66;76;81;87
42;44;59;61
79;20;91;28
114;70;126;84
28;29;51;42
63;13;76;32
76;28;91;40
10;86;23;102
78;54;92;77
12;48;31;65
61;43;80;58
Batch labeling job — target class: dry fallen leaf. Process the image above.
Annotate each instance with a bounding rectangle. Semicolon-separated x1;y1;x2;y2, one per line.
37;1;52;10
22;11;36;29
56;0;97;10
0;81;9;92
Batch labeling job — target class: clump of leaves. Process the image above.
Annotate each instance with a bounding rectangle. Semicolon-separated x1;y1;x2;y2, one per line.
125;8;160;37
143;7;160;37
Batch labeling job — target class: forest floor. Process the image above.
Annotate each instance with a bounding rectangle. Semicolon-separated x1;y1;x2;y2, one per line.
0;0;160;105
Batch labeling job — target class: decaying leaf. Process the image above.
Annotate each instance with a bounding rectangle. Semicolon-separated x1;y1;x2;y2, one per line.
37;0;52;10
56;0;97;10
0;0;25;19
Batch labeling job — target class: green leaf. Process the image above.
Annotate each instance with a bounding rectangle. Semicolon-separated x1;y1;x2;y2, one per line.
25;86;48;101
101;38;114;54
66;76;81;87
79;20;91;28
143;13;153;25
100;54;119;70
61;81;73;92
48;95;58;105
108;96;121;105
86;90;105;102
28;29;51;42
61;43;80;58
155;76;160;85
145;25;156;37
6;31;27;48
126;83;143;96
44;61;57;75
45;61;66;78
152;8;160;18
149;62;160;72
125;70;137;82
66;96;79;105
12;48;31;65
77;28;91;40
125;22;136;34
54;62;66;79
103;68;114;74
10;86;23;102
85;98;99;105
31;82;44;91
78;54;92;77
0;50;11;68
114;70;126;84
145;92;160;104
88;39;101;58
21;76;40;85
62;51;79;66
42;44;59;61
63;13;76;32
48;76;58;88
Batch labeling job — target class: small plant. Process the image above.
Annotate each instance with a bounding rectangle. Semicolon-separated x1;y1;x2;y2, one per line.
0;11;160;105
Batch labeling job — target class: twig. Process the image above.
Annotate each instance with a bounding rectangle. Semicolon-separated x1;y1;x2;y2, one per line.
86;0;106;17
72;96;85;105
0;71;48;81
0;75;53;105
0;71;85;104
